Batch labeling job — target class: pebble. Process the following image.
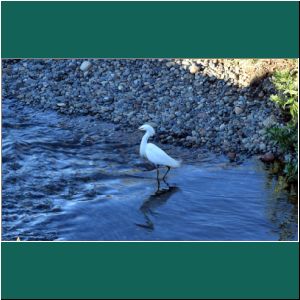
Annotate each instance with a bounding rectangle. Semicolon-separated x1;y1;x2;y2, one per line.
263;115;277;128
219;123;226;131
259;143;266;151
234;106;244;115
227;152;236;160
189;64;199;74
260;152;275;162
80;61;92;72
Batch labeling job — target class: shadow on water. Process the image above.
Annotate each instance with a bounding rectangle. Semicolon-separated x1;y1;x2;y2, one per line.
136;183;180;230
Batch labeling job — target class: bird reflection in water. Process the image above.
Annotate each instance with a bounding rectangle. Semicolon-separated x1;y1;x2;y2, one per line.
136;179;180;230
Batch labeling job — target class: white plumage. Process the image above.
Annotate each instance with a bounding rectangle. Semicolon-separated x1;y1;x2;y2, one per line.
139;124;181;180
145;143;180;168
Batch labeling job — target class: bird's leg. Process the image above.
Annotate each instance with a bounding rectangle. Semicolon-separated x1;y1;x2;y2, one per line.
156;178;161;193
162;166;171;181
156;165;160;180
156;165;161;192
163;178;170;189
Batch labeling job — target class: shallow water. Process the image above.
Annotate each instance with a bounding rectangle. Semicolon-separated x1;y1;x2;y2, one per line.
2;99;298;241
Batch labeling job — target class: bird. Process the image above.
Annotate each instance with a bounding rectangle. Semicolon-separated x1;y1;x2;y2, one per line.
138;124;181;183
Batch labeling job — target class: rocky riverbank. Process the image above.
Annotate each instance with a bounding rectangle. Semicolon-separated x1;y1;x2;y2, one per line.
2;59;297;158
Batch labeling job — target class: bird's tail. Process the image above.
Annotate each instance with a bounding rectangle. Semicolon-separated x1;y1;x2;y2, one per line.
172;158;182;168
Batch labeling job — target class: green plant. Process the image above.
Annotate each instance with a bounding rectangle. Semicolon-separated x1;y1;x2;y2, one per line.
270;70;298;122
268;70;298;186
268;125;298;184
284;157;298;183
267;123;297;153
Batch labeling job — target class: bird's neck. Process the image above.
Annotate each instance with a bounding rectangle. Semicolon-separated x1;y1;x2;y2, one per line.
140;131;151;157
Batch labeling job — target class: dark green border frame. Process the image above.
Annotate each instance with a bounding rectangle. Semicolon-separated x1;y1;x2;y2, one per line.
1;1;299;58
1;242;299;299
1;1;299;299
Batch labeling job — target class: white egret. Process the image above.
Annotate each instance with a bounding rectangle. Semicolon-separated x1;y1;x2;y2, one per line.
139;124;181;181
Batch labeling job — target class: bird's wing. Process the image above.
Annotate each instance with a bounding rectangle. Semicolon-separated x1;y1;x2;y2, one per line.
146;143;180;167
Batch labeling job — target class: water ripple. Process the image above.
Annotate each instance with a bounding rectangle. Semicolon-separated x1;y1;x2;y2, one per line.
2;99;298;241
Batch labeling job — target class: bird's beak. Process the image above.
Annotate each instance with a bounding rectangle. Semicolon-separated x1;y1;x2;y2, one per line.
138;126;143;130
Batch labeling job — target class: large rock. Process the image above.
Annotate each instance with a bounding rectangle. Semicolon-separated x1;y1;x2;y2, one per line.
80;61;92;72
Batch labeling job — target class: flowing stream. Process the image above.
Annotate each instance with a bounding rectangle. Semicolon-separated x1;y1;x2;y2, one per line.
2;99;298;241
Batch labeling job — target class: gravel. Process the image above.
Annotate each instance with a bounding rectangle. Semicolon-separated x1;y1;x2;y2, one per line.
2;58;296;158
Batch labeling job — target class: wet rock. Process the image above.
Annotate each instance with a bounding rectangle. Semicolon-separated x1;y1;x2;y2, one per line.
57;103;66;107
260;152;275;162
227;152;236;160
